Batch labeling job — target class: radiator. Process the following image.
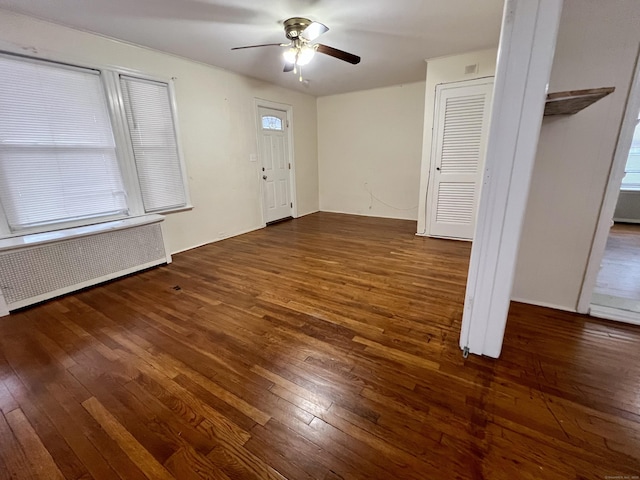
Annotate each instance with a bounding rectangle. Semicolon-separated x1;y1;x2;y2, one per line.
0;215;171;315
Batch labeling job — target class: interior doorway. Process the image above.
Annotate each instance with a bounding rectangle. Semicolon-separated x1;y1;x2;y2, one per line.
590;112;640;324
580;51;640;325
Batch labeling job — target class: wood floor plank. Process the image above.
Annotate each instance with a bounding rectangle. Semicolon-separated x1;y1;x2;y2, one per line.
164;446;232;480
0;410;37;480
5;408;65;480
250;365;333;411
0;213;639;479
82;396;176;480
113;349;252;447
205;443;287;480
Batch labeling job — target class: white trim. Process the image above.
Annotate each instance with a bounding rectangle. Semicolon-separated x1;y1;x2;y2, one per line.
510;297;576;313
612;218;640;224
577;48;640;314
319;209;416;221
0;214;165;252
424;234;470;242
590;304;640;326
166;78;193;211
295;210;320;218
116;73;193;215
254;98;298;224
170;224;266;255
459;0;564;358
104;69;146;217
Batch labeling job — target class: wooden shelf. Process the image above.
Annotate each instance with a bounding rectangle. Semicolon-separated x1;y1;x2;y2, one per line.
544;87;615;116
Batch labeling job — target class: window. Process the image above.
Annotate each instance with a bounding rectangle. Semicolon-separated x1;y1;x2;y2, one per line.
621;118;640;191
0;54;189;236
121;76;187;212
262;115;283;131
0;56;127;231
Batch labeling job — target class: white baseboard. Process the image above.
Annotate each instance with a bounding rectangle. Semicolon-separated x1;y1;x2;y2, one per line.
295;209;320;218
589;304;640;326
613;218;640;224
510;297;576;313
171;212;322;256
319;208;418;222
171;225;265;255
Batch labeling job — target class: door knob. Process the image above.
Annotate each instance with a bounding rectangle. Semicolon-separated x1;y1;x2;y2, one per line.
436;167;441;171
262;175;267;180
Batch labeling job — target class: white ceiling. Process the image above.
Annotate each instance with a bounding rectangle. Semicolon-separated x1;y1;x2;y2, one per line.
0;0;504;96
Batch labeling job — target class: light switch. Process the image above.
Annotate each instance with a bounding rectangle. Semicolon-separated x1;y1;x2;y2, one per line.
249;153;257;162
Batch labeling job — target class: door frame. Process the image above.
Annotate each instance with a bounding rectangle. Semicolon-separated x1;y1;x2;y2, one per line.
459;0;563;358
254;98;298;226
577;48;640;314
425;76;495;240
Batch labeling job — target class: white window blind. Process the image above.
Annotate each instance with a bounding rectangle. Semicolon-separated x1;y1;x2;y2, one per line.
120;76;187;212
0;55;127;231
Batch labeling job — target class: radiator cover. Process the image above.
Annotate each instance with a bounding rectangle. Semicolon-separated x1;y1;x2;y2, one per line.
0;218;169;313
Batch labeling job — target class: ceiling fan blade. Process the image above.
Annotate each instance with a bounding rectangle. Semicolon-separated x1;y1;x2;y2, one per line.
283;62;295;73
301;21;329;41
316;44;361;65
231;43;284;50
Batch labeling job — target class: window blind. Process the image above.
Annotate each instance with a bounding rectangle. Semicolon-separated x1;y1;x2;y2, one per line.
120;76;187;212
0;55;127;230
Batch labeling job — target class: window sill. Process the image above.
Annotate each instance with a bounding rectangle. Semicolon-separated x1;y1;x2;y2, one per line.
620;188;640;193
0;214;165;252
149;204;194;215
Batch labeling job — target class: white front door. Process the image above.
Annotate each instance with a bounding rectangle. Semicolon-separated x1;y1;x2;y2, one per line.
427;78;494;240
258;106;291;223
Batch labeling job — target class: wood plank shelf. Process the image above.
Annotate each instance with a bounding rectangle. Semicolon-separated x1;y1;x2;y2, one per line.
544;87;615;116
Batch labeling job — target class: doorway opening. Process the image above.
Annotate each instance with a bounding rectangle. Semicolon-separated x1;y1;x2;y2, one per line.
580;51;640;325
590;111;640;324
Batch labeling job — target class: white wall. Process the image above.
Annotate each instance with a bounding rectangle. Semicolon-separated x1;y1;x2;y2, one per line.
317;82;425;220
0;10;318;254
512;0;640;310
416;49;498;234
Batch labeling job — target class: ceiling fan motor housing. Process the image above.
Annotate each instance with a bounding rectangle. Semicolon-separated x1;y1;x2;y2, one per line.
284;17;313;40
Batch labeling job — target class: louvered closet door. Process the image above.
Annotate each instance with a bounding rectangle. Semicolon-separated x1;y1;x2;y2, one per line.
428;79;493;240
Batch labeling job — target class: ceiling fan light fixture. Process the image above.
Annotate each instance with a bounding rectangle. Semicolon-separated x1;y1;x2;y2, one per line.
282;45;316;67
282;48;297;64
233;17;360;76
296;45;316;66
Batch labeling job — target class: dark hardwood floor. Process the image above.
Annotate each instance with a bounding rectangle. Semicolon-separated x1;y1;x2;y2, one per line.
0;212;639;479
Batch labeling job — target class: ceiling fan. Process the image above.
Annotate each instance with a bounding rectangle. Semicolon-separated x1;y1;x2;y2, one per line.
232;17;361;81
